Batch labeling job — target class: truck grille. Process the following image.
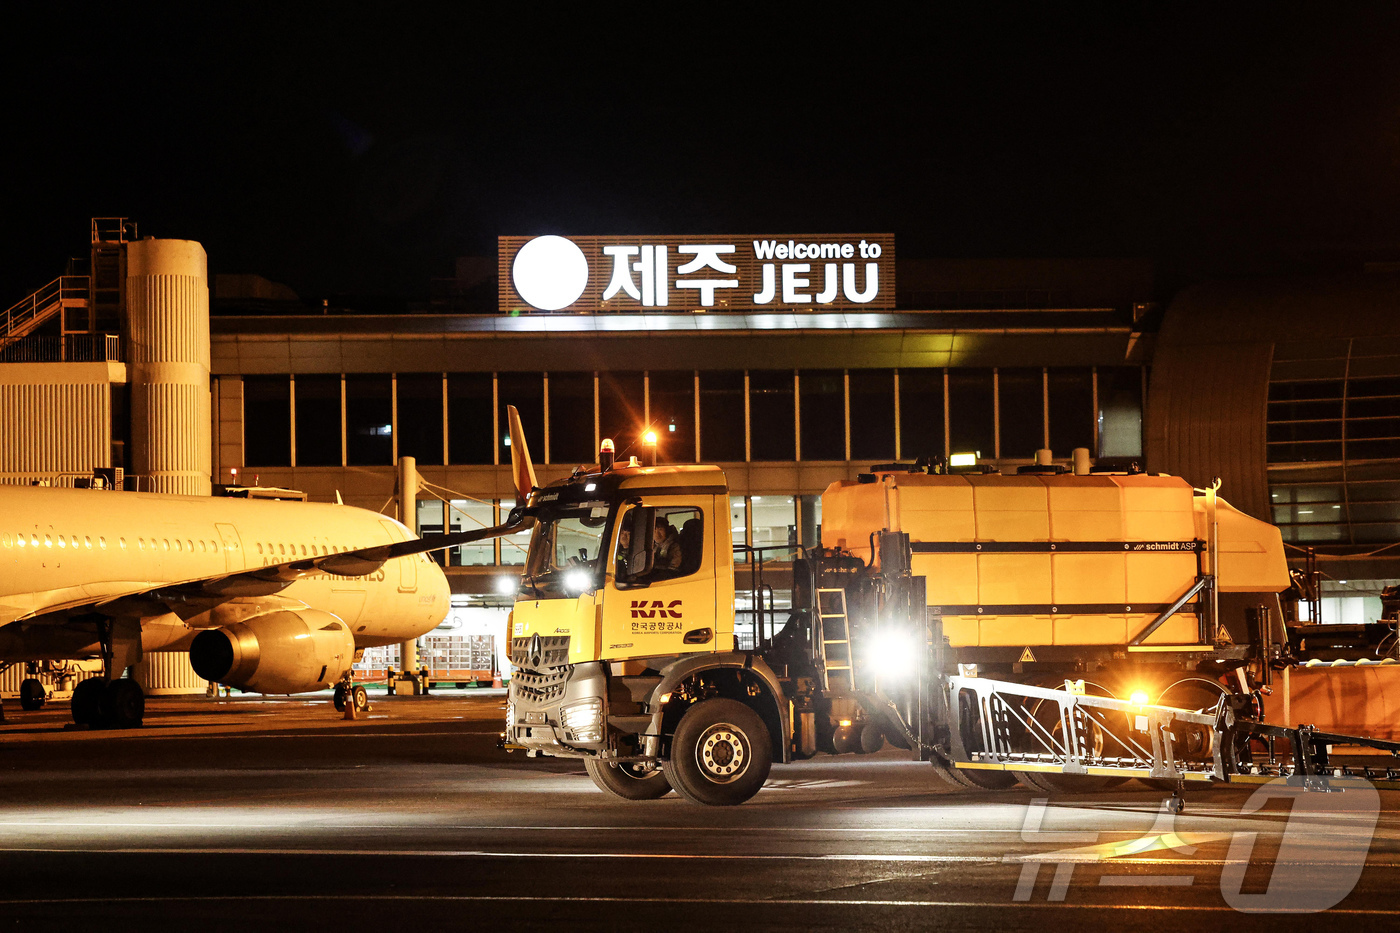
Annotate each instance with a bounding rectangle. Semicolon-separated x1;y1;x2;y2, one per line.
512;667;570;704
511;635;571;670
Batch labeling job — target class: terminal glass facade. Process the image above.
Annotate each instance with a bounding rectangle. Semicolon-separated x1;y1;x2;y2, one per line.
243;365;1139;470
1267;337;1400;544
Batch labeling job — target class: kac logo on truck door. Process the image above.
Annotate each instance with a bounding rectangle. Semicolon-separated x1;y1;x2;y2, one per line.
631;600;683;619
631;600;684;634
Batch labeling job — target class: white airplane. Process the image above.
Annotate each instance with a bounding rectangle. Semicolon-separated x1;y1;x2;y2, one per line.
0;482;522;728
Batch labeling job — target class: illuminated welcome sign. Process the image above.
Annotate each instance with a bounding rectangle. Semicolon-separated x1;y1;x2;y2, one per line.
498;234;896;313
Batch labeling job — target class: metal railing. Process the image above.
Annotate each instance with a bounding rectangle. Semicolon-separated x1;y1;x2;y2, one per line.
91;218;137;243
0;333;121;363
1;275;90;342
734;544;801;650
0;471;151;491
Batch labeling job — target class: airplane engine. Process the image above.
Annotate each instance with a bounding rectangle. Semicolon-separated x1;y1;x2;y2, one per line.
189;609;355;695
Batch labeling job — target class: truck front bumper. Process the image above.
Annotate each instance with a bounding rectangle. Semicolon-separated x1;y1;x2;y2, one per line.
506;660;607;756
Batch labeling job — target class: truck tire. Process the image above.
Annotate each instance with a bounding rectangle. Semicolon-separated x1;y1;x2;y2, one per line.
18;678;46;711
1014;679;1119;793
584;758;673;800
1142;676;1232;790
930;755;1020;790
663;698;772;806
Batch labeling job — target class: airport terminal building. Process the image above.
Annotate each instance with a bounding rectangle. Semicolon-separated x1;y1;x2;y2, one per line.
3;222;1398;644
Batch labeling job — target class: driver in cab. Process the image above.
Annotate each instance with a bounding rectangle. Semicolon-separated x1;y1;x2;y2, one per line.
652;521;683;574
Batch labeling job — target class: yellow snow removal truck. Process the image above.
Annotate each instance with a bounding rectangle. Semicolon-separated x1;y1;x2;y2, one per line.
492;408;1400;806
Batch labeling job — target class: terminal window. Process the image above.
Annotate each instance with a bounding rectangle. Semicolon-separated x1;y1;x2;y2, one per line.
748;371;796;461
548;372;595;465
396;373;443;466
948;369;995;460
898;368;945;461
997;368;1043;459
499;499;531;566
1097;367;1143;458
649;371;696;463
849;369;895;462
346;374;393;466
799;369;845;460
447;498;496;566
1048;368;1095;455
497;374;545;464
447;373;494;465
699;371;745;462
243;375;290;467
598;371;645;452
294;374;341;467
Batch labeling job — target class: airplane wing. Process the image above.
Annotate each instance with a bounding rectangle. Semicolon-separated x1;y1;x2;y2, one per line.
14;515;533;625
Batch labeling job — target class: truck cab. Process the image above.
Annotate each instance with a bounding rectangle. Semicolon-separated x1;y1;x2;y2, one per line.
505;462;788;805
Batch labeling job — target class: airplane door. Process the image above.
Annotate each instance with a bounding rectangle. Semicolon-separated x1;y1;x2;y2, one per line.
215;523;243;572
379;520;417;593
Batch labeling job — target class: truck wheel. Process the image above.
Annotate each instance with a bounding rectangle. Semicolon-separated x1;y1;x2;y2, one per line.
930;755;1019;790
663;698;772;806
71;678;105;725
584;758;673;800
18;678;46;711
1142;677;1232;790
1016;679;1119;793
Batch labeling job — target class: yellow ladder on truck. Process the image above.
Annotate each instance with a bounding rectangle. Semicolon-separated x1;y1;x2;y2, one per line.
816;588;853;691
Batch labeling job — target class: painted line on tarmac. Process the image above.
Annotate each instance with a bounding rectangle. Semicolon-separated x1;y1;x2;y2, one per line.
1;846;1397;869
0;894;1395;914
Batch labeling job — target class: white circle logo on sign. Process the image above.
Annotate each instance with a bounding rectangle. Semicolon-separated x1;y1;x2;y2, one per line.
511;235;589;311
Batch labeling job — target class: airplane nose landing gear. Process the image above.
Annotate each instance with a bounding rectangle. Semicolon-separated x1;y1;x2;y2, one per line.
333;677;370;715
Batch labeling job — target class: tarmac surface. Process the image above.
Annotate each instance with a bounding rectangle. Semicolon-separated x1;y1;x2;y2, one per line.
1;690;1399;931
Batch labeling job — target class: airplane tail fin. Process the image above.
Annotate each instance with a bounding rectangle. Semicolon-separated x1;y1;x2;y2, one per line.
507;404;537;501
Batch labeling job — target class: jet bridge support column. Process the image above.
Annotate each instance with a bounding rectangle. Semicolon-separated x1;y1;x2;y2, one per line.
396;456;421;692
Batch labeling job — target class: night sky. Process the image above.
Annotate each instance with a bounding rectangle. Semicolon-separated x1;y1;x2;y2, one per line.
3;6;1399;307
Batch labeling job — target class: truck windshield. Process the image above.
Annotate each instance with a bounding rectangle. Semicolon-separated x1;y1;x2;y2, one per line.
521;504;613;598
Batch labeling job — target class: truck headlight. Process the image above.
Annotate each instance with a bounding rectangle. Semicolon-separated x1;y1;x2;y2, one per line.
560;697;604;743
563;568;592;596
867;629;920;682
